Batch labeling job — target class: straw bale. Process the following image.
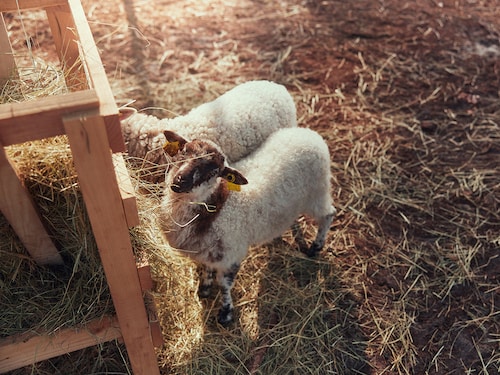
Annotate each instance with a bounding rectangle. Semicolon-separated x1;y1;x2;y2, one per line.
1;137;114;338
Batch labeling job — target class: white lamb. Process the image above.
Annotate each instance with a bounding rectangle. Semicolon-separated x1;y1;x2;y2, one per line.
121;80;297;181
159;127;336;325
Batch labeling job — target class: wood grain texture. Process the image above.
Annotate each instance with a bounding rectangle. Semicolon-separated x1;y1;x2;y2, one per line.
63;112;159;375
0;90;99;146
0;144;63;265
0;0;67;12
0;316;122;373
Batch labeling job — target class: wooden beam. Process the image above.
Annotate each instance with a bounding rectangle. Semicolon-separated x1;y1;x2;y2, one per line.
144;291;164;349
113;153;140;227
0;14;17;85
0;0;67;12
137;263;154;291
46;3;89;91
0;90;99;146
0;144;63;265
67;0;126;153
0;316;122;373
63;112;159;375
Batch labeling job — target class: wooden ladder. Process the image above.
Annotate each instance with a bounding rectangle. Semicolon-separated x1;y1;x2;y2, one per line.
0;1;161;374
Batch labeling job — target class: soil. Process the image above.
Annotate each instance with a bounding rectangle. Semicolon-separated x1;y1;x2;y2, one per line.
3;0;499;374
93;1;500;372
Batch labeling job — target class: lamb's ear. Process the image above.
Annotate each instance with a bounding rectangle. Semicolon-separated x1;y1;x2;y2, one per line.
222;167;248;191
163;131;188;156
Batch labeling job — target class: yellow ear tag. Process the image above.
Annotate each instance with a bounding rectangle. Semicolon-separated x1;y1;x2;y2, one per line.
225;173;241;192
163;140;180;156
226;181;241;191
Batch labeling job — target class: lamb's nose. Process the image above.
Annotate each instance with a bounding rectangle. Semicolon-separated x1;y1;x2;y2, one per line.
170;184;182;193
170;175;189;193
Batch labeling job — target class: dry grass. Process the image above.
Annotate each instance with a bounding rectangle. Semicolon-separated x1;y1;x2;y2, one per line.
0;137;114;334
2;1;500;374
0;59;68;104
0;137;130;375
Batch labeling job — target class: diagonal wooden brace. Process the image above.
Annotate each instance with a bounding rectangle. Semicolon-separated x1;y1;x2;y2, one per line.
0;143;63;265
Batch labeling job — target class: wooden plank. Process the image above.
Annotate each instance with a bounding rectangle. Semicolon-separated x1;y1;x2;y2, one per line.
67;0;126;153
144;291;164;348
46;3;88;91
0;316;122;373
137;263;154;291
112;153;140;227
63;112;159;375
150;321;164;349
0;0;67;12
0;144;63;265
0;14;17;84
0;90;99;146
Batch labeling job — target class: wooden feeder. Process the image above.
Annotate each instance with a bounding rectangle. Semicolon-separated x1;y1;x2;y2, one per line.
0;0;162;373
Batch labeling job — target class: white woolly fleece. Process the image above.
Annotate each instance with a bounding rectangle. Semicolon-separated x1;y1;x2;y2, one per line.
161;127;335;272
121;80;297;168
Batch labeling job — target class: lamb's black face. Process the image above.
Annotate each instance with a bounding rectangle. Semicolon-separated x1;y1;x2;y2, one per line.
170;140;225;193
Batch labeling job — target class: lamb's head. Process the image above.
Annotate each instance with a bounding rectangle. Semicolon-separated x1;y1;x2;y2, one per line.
164;131;248;194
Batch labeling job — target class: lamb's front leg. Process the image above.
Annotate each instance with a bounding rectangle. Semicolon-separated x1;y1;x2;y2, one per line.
217;263;240;326
198;265;216;298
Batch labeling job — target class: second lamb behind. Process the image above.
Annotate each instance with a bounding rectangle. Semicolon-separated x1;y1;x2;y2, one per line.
121;80;297;181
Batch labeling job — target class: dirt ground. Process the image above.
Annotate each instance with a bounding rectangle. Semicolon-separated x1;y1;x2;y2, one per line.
89;1;499;373
2;0;499;374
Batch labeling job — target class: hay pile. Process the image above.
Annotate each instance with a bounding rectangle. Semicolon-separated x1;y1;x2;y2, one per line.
0;13;131;372
0;136;131;373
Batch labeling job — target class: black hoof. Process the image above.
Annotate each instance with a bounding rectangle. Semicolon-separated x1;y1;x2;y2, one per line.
217;306;234;326
198;285;212;298
303;242;322;258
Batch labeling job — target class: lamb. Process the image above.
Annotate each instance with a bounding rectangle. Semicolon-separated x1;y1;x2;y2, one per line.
121;80;297;181
159;127;336;325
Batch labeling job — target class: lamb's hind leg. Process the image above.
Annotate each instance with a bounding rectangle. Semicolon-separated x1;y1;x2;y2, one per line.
305;205;336;257
217;263;240;326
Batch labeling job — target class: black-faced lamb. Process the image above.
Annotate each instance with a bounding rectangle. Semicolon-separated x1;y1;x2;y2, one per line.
159;127;336;325
121;80;297;181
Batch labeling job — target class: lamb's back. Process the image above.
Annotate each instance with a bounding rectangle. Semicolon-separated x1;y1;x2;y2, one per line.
183;80;297;162
216;127;332;248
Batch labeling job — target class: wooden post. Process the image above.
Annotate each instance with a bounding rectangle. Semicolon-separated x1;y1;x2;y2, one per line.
53;0;127;153
46;3;88;91
113;153;140;227
63;112;160;375
0;14;17;84
0;144;63;265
